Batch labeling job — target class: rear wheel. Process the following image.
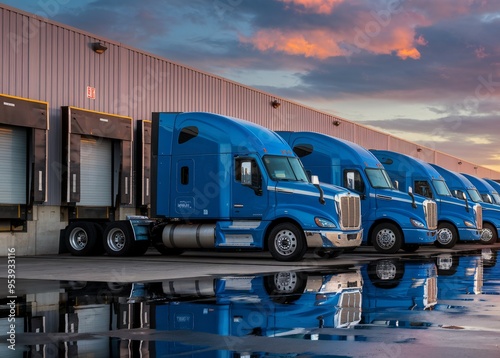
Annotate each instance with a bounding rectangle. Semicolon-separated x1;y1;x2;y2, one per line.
480;223;497;245
65;222;98;256
268;223;307;262
435;222;458;248
103;222;136;257
371;223;402;254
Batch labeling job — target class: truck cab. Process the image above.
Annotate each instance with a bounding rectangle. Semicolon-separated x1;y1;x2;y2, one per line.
483;178;500;205
462;173;500;205
370;150;482;248
145;112;363;261
277;131;437;254
430;165;499;245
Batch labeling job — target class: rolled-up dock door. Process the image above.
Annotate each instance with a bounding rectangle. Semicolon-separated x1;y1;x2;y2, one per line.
0;125;27;204
79;137;112;207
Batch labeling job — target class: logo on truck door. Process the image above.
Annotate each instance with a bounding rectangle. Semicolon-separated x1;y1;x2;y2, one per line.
176;197;194;214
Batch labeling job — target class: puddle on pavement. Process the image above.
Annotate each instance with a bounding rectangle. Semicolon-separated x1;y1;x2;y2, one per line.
1;249;499;357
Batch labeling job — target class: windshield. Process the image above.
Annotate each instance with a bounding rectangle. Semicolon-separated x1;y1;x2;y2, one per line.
263;156;309;182
467;188;483;203
492;192;500;204
480;193;493;203
432;179;452;196
366;168;394;189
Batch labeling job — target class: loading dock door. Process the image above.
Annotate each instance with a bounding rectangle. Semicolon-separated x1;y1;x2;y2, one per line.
0;125;26;204
79;137;112;207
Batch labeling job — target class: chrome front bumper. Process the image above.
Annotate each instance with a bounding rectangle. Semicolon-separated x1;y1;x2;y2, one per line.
304;229;363;248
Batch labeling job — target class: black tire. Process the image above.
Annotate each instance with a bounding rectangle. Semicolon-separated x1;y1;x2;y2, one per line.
264;271;308;304
154;244;184;256
134;241;150;256
65;222;98;256
434;254;459;276
435;222;458;248
371;223;403;254
367;259;405;289
267;223;307;262
103;221;136;257
480;223;497;245
402;244;420;253
315;248;344;258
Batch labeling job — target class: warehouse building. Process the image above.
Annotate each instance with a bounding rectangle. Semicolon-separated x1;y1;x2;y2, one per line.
1;4;499;256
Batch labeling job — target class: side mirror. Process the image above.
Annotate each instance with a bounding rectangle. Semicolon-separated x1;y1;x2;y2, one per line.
408;186;417;208
393;180;399;190
310;175;325;204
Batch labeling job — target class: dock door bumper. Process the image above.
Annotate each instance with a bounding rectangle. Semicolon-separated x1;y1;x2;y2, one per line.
305;229;363;248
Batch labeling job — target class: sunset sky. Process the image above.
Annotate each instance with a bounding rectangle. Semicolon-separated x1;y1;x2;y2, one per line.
3;0;500;171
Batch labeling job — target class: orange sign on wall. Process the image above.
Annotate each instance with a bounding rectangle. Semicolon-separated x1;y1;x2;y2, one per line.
86;86;96;99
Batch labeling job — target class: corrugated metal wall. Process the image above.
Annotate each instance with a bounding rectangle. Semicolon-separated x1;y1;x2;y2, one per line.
1;4;499;208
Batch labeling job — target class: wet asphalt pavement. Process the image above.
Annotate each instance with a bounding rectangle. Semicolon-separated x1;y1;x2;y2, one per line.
1;243;500;357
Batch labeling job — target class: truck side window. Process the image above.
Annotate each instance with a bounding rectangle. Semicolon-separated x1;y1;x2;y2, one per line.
180;166;189;185
178;126;199;144
414;180;433;198
344;170;365;193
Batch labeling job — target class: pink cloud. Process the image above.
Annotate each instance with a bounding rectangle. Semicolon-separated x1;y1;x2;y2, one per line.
241;11;427;60
242;0;492;61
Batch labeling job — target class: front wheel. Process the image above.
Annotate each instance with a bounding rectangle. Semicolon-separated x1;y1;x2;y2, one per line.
103;222;136;257
435;222;458;248
371;223;402;254
268;223;307;262
480;223;497;245
264;271;307;303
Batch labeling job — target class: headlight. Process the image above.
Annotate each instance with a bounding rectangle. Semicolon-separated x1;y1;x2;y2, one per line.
315;217;337;228
464;220;475;228
410;218;425;228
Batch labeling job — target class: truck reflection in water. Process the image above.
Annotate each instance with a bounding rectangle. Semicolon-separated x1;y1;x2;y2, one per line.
361;258;438;328
3;268;362;357
2;251;498;357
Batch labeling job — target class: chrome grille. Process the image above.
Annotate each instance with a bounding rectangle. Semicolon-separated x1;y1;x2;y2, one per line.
424;200;438;230
424;277;438;308
339;195;361;230
337;291;362;327
476;204;483;230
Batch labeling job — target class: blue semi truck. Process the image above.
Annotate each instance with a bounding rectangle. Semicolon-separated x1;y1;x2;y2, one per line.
483;178;500;204
430;164;500;244
462;173;500;205
154;269;363;356
360;258;437;328
276;131;437;254
370;150;482;248
67;112;363;261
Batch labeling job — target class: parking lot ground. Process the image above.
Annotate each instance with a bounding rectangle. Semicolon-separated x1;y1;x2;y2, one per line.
2;242;499;283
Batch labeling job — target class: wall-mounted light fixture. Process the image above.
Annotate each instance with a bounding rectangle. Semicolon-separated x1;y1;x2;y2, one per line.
92;42;108;54
271;100;281;109
458;161;462;165
416;148;422;152
332;120;341;126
